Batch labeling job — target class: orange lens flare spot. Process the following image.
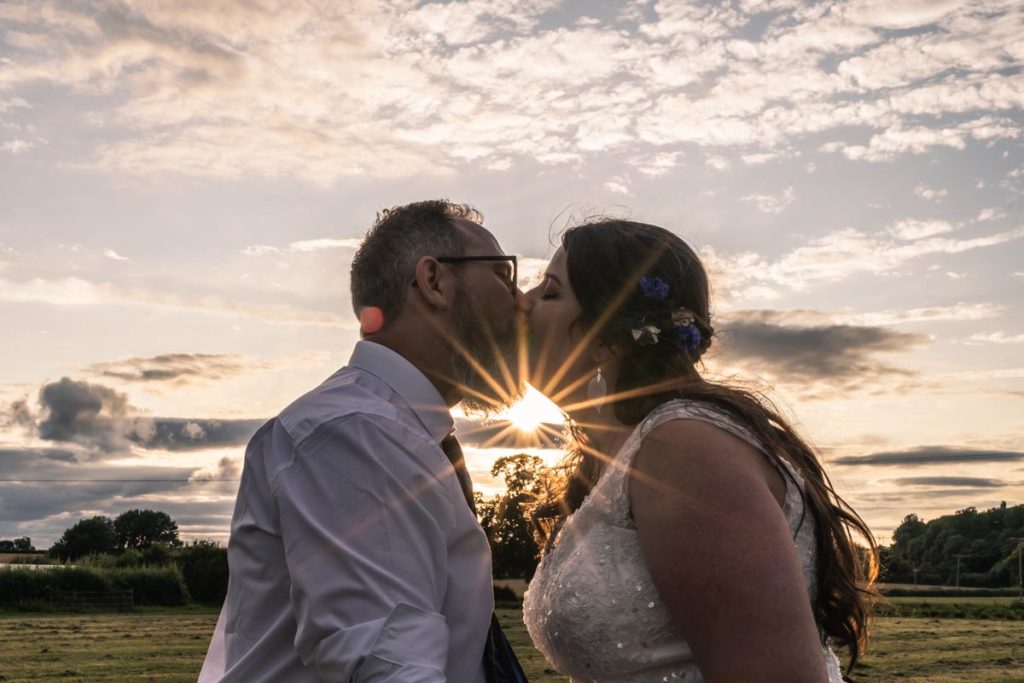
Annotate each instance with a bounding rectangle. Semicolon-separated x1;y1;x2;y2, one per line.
359;306;384;334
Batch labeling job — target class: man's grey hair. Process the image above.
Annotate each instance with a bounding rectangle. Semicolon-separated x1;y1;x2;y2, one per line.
350;200;482;327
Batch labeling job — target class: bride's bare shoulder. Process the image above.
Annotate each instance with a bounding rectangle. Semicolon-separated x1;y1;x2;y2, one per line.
630;417;787;508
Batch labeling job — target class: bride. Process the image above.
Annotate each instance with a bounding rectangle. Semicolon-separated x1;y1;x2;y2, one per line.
520;219;877;682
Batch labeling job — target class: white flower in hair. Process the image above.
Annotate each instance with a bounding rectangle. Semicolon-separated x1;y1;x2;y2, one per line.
631;325;661;346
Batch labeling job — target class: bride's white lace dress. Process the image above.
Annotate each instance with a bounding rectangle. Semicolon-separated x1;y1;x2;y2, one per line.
522;399;845;682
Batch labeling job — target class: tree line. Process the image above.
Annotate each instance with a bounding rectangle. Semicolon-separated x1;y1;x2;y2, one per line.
881;502;1024;587
10;459;1023;590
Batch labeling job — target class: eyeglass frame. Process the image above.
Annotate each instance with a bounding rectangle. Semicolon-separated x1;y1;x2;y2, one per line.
435;254;518;293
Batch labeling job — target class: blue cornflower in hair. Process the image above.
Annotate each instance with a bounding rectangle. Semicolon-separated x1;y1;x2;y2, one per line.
639;276;669;300
675;323;702;354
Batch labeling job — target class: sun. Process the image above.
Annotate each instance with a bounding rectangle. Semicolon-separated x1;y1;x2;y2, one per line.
501;385;564;433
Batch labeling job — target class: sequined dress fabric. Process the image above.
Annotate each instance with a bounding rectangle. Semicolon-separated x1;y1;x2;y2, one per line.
522;399;844;682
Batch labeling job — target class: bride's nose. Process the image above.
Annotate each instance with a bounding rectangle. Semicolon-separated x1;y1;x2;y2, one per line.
516;289;534;315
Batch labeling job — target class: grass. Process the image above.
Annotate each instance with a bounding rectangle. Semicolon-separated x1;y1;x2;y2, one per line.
0;609;1022;682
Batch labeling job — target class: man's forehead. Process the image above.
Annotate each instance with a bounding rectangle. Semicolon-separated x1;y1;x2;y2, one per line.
452;218;503;254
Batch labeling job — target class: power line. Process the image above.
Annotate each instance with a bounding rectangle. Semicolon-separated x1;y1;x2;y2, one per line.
0;478;240;482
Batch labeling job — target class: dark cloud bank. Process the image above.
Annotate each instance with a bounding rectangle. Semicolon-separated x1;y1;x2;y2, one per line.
716;310;927;385
836;446;1024;466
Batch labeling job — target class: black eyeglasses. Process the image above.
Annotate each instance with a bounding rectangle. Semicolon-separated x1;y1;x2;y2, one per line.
436;255;518;292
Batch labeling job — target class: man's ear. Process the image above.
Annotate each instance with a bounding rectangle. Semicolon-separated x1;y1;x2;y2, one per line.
412;256;452;310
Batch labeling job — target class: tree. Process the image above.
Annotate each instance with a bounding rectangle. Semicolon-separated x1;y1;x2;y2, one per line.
49;516;116;561
114;509;181;549
13;537;34;551
479;454;546;579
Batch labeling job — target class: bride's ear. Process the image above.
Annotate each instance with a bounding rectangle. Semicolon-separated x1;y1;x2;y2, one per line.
590;339;620;366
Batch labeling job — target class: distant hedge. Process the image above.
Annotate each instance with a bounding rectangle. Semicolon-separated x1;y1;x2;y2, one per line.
176;541;228;605
0;566;110;608
0;565;189;609
875;600;1024;620
106;566;190;606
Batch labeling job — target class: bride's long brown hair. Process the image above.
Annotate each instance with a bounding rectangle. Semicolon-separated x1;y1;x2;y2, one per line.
531;219;878;672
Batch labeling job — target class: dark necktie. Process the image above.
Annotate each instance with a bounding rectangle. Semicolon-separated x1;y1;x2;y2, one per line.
439;432;529;683
441;433;476;513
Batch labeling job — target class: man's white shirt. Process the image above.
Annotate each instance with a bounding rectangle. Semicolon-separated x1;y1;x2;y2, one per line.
199;340;493;682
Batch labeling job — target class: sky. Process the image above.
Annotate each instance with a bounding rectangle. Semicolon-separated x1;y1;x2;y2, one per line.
0;0;1022;549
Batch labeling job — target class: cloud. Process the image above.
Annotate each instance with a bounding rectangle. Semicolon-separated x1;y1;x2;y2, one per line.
835;446;1024;466
968;332;1024;344
130;417;265;452
843;0;961;30
1;0;1017;183
88;353;269;383
890;476;1006;488
741;186;795;214
0;139;32;154
703;224;1024;302
629;151;681;177
11;377;265;454
825;118;1021;163
838;301;1003;326
715;310;927;383
102;248;129;261
0;276;349;327
242;238;362;256
604;175;631;195
914;184;947;201
35;377;131;452
887;219;956;241
0;398;34;431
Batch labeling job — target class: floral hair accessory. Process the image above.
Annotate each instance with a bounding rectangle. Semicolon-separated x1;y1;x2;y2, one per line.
638;276;669;300
671;306;702;354
631;324;661;346
671;308;695;327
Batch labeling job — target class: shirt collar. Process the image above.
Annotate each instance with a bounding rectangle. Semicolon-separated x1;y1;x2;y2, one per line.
348;340;454;443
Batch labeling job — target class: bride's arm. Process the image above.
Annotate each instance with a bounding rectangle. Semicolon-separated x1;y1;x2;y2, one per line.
630;418;830;683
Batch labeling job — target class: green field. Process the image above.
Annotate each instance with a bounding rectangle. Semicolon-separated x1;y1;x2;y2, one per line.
0;608;1022;682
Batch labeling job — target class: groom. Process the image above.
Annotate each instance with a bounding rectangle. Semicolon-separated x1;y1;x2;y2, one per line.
200;200;526;682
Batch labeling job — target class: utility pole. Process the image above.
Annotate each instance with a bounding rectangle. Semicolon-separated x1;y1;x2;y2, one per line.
1010;538;1024;603
954;554;971;588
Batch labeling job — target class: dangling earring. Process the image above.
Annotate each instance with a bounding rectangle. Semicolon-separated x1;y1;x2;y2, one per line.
587;367;607;413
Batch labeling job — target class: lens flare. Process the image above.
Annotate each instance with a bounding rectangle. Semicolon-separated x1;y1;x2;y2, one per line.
500;385;564;433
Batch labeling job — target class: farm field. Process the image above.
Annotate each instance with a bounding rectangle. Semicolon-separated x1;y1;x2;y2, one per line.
0;608;1022;682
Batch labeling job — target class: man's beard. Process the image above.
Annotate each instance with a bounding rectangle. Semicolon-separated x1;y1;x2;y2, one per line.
451;283;524;415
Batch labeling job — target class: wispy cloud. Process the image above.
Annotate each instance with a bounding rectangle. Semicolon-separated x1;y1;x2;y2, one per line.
914;184;947;201
837;301;1003;326
741;186;795;214
88;353;271;383
887;219;957;241
242;238;362;256
968;332;1024;344
102;248;129;261
704;224;1024;302
0;276;349;326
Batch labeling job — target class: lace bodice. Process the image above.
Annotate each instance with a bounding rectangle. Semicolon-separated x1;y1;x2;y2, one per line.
522;400;844;682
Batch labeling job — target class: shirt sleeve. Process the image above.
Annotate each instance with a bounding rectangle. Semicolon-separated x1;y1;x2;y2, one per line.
271;413;459;682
